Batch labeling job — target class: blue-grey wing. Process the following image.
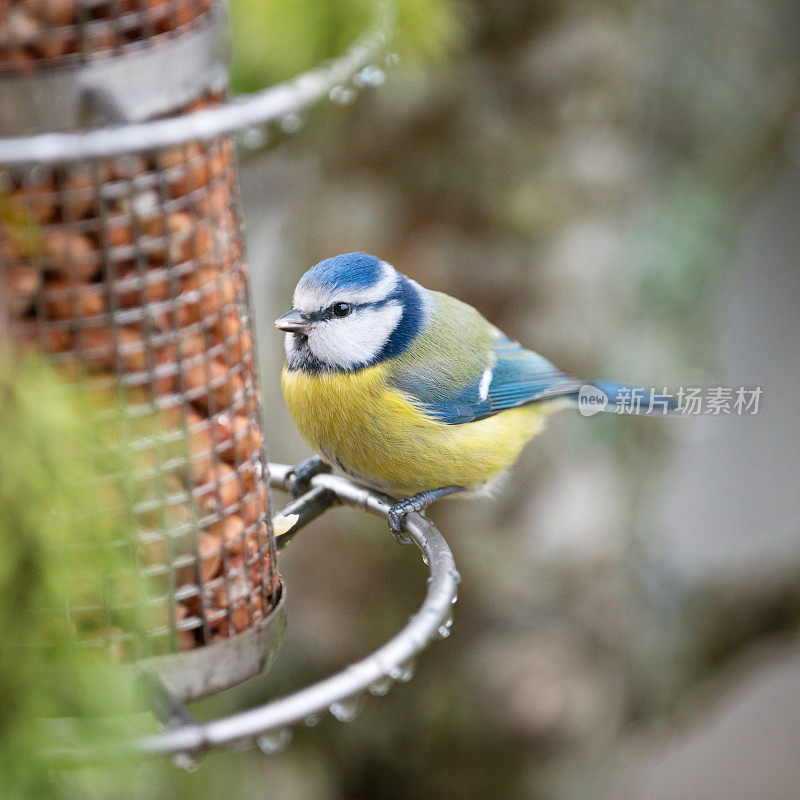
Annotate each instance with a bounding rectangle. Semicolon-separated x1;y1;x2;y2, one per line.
391;332;581;425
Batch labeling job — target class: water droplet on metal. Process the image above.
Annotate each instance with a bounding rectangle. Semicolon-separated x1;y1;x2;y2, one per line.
256;727;292;755
389;657;415;683
451;592;458;605
242;126;269;150
421;552;429;566
329;693;365;722
329;85;357;105
279;112;304;134
171;752;199;772
390;528;413;546
368;675;394;696
354;64;386;88
450;569;462;585
437;607;454;639
304;712;322;727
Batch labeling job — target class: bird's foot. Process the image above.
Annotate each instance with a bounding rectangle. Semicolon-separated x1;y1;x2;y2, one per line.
285;455;331;498
387;486;464;544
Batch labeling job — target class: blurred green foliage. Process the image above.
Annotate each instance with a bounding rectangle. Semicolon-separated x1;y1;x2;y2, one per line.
229;0;461;92
0;357;152;800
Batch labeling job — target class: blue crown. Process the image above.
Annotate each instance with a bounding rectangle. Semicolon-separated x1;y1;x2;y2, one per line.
300;252;385;292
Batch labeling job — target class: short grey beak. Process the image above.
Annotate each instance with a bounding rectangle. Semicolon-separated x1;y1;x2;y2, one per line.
275;309;311;334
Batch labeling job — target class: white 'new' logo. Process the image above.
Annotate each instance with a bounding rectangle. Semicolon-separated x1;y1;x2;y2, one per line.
578;384;608;416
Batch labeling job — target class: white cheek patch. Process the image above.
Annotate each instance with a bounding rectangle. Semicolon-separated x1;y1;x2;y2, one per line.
307;302;403;370
293;262;398;311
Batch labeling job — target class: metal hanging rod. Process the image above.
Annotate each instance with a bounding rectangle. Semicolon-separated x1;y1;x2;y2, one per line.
0;0;394;164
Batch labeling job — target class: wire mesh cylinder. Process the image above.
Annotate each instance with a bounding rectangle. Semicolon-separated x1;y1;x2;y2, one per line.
0;0;225;136
0;12;282;696
1;127;282;666
0;0;214;68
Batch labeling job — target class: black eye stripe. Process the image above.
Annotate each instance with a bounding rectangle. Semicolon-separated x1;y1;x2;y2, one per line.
324;301;376;318
304;298;396;322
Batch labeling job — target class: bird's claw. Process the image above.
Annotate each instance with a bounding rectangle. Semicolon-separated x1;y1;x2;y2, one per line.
386;486;464;544
285;455;330;498
387;497;423;545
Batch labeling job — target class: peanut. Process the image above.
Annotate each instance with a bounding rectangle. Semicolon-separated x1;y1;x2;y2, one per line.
115;265;170;307
181;267;235;322
213;311;252;364
199;531;222;582
36;30;74;60
230;603;251;633
210;514;250;556
242;484;267;527
62;165;100;220
12;176;56;224
162;142;209;198
185;357;243;413
187;410;214;481
118;326;148;373
6;262;41;315
220;414;261;465
106;220;133;249
173;329;204;359
197;462;241;510
37;0;80;27
197;181;229;217
43;229;97;280
145;212;207;264
44;277;104;319
78;325;114;369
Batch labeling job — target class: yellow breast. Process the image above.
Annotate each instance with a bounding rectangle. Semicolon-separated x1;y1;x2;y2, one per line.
281;365;549;497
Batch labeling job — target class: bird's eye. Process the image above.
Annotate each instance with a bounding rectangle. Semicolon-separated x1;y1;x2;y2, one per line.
332;302;351;318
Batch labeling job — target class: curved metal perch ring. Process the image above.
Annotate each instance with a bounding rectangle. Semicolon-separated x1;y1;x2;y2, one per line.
131;463;460;758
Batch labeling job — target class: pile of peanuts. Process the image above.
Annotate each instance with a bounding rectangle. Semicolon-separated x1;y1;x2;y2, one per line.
0;0;214;69
1;110;280;655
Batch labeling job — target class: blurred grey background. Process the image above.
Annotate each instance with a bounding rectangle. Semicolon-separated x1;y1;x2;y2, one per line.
184;1;800;798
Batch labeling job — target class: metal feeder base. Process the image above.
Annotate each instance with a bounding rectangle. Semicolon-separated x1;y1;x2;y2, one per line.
140;587;286;703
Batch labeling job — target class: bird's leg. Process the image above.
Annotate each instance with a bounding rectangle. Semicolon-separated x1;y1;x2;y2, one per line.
387;486;464;543
285;454;331;498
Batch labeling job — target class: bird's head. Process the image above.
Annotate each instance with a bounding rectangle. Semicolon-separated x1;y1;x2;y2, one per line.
276;252;430;373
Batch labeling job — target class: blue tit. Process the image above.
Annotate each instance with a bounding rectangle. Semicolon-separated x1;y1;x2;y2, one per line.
277;252;670;528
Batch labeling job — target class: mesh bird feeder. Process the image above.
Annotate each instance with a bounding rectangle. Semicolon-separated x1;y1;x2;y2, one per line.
0;0;460;763
0;0;282;702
